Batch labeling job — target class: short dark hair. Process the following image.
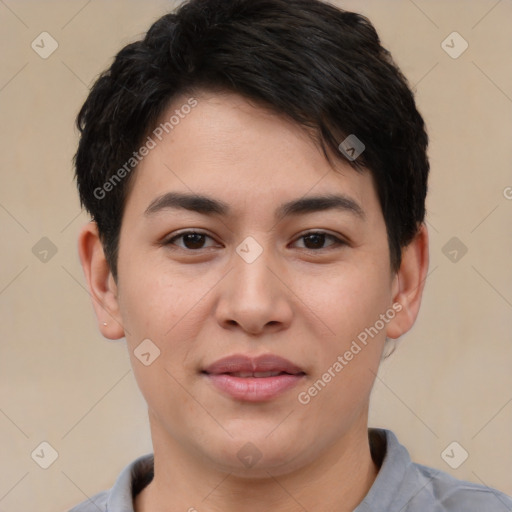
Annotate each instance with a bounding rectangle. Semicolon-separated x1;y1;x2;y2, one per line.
74;0;429;282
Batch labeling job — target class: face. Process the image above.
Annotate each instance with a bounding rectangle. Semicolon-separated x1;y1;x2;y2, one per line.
107;91;403;475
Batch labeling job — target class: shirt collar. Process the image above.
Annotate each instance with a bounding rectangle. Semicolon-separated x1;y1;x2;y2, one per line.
355;428;415;511
107;452;154;512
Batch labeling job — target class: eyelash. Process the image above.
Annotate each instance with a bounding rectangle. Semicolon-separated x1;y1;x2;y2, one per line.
163;230;347;252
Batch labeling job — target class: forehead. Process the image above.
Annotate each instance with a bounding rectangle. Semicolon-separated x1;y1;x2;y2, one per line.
123;91;381;224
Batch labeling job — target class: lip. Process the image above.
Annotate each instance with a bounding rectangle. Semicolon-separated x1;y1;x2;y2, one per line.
203;354;305;375
202;354;306;402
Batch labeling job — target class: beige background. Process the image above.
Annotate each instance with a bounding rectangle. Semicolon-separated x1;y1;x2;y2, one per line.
0;1;511;511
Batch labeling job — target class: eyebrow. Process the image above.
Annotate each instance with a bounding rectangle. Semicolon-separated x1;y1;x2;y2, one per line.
144;191;365;221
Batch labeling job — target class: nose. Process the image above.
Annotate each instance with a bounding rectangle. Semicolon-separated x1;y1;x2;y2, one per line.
214;240;293;336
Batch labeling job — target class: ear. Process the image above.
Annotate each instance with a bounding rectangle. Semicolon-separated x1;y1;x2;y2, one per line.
77;221;125;340
386;223;429;339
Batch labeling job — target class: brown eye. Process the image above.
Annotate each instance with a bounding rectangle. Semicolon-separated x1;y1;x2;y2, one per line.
295;232;346;250
166;231;216;250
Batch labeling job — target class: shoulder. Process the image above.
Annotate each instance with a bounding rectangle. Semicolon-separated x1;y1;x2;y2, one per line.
363;429;512;512
66;452;154;512
413;462;512;511
67;490;108;512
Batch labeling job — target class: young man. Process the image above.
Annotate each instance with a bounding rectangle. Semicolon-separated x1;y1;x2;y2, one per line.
70;0;512;510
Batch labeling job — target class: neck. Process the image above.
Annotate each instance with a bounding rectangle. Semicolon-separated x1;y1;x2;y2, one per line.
135;412;379;512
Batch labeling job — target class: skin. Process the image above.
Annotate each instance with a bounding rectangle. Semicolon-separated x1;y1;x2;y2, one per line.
78;90;429;512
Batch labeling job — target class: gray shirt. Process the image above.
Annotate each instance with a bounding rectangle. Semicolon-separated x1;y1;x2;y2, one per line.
68;428;512;511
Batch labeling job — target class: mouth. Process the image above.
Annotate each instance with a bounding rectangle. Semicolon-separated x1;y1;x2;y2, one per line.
218;370;295;378
202;354;306;402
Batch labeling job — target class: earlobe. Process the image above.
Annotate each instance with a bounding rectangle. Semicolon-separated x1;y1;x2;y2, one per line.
77;221;125;340
386;223;429;340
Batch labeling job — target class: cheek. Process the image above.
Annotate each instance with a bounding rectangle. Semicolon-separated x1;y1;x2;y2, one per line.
298;268;391;405
129;356;188;439
117;261;218;384
117;258;191;338
298;260;392;346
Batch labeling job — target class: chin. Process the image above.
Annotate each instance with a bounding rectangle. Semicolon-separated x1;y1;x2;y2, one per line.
201;430;313;477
